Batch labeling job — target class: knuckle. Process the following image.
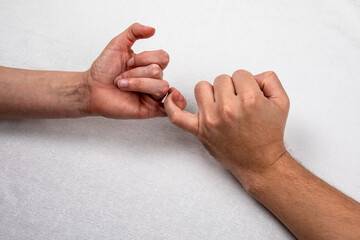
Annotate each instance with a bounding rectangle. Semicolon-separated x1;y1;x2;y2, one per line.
153;93;162;99
121;71;131;78
131;22;141;28
153;82;169;99
232;69;252;78
203;113;218;128
127;23;141;39
149;64;162;77
233;69;250;75
240;93;259;107
196;81;208;87
195;81;210;92
218;74;231;80
214;74;231;84
159;81;170;95
169;111;180;124
220;102;235;119
263;71;278;80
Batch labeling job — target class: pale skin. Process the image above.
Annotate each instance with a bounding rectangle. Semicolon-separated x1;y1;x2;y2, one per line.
1;23;360;240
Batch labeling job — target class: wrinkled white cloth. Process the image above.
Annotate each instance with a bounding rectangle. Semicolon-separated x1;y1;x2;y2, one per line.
1;0;360;239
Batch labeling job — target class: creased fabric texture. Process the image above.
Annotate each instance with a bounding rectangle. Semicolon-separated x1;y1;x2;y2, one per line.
1;0;360;239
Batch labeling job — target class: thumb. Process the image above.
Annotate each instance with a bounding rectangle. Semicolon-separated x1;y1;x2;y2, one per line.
164;88;199;135
115;23;155;48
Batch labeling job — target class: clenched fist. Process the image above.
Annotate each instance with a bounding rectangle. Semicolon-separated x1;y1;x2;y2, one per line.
164;70;290;185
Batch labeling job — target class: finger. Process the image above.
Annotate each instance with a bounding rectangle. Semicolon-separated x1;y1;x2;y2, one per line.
254;71;289;108
164;88;198;135
194;81;215;112
254;71;287;99
115;23;155;48
168;87;187;110
231;69;262;96
128;50;170;69
116;77;169;101
117;64;163;80
213;74;236;102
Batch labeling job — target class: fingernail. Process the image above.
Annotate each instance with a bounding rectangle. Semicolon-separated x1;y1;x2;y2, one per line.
128;57;135;67
118;79;129;88
114;76;122;85
172;91;179;101
178;93;184;101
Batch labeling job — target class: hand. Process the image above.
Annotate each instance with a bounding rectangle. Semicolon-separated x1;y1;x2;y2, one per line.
85;23;171;119
164;70;290;182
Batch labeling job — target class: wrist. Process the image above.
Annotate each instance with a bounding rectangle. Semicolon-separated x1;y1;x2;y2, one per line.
232;151;295;194
78;70;93;117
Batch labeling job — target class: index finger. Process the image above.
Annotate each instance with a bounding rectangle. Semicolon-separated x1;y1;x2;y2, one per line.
253;71;289;107
115;23;155;48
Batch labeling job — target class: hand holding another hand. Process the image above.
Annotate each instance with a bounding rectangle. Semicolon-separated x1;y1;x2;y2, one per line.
82;23;290;187
86;23;290;186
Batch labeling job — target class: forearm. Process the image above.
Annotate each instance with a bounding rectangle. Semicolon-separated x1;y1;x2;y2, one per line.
0;66;90;118
238;153;360;240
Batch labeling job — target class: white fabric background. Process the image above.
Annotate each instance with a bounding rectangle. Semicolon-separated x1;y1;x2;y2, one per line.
1;0;359;239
